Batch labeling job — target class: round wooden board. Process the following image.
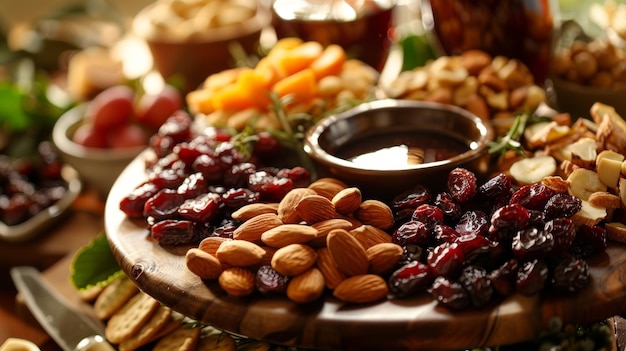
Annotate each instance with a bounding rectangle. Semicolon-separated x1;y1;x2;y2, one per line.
105;151;626;351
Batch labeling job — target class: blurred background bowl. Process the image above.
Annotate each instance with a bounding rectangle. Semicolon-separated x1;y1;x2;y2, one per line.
303;99;494;200
132;0;271;93
52;105;145;198
548;77;626;119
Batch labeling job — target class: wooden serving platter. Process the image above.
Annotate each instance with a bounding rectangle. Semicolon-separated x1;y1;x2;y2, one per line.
105;151;626;351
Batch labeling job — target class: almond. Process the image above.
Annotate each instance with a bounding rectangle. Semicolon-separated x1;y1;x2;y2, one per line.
218;267;255;297
331;187;362;215
326;228;369;277
350;225;392;249
231;203;279;221
308;177;347;199
295;194;338;224
278;188;317;223
309;218;354;247
261;224;318;248
286;268;325;303
185;248;223;279
198;236;230;256
271;243;317;276
216;240;266;267
315;247;346;289
354;200;394;230
333;274;389;303
233;213;283;242
366;243;404;275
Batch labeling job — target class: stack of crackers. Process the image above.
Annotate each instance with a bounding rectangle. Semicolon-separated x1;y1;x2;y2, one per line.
80;275;276;351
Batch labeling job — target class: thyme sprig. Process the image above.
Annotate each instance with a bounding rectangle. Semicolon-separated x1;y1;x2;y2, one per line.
487;110;552;156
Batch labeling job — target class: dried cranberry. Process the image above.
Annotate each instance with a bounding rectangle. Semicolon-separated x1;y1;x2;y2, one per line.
397;245;425;266
430;276;470;310
551;255;590;293
434;192;462;222
158;110;192;144
150;134;175;158
143;188;186;221
509;183;555;211
224;162;257;188
120;181;160;218
433;224;461;244
276;167;311;188
177;172;209;199
544;193;582;220
455;210;489;237
427;242;465;278
215;142;244;168
256;265;289;294
221;188;260;209
212;219;239;239
544;218;576;254
193;154;226;184
148;166;187;190
252;132;282;160
516;259;548;296
455;234;492;264
178;193;222;222
511;227;554;261
392;220;431;246
491;203;530;231
478;172;512;198
571;225;607;258
488;259;519;296
388;261;433;298
447;168;477;203
248;171;294;202
459;265;493;308
411;204;444;228
150;219;201;245
390;185;432;212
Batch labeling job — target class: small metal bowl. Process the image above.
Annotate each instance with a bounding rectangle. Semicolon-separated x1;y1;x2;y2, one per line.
303;99;494;200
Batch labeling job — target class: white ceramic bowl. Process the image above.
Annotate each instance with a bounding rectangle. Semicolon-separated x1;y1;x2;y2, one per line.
52;105;145;198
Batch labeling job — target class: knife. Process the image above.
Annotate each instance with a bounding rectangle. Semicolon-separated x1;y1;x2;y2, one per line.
10;266;115;351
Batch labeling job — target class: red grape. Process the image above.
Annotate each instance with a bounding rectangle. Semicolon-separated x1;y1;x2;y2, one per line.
86;85;135;132
135;85;183;131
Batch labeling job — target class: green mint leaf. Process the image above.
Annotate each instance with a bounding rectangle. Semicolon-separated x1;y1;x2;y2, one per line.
70;231;124;290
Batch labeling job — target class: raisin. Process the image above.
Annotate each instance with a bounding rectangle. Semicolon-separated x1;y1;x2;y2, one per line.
150;219;201;245
256;265;289;294
545;218;576;254
388;261;433;298
392;220;431;246
178;193;222;222
427;242;465;278
478;172;512;198
447;168;477;203
511;227;554;261
459;265;493;308
411;204;444;229
544;193;582;220
509;183;555;211
431;276;470;310
488;259;519;296
551;255;590;293
516;259;548;296
455;210;489;237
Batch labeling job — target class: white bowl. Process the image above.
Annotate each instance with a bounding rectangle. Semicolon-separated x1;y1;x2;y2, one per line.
52;104;145;198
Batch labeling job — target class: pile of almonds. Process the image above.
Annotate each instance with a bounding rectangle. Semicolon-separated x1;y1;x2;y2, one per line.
382;49;547;126
551;38;626;89
185;177;403;304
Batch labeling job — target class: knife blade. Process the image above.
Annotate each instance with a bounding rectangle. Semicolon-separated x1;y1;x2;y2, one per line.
10;266;114;351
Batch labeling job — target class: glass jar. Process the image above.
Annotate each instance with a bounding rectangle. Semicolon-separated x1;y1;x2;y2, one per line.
271;0;397;71
421;0;559;83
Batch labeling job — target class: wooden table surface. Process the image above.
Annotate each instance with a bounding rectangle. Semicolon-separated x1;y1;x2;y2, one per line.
0;188;105;351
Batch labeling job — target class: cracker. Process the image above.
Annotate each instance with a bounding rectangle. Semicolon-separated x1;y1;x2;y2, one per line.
148;311;186;342
94;276;139;320
118;305;172;351
105;292;160;344
152;325;201;351
196;333;238;351
78;284;105;302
